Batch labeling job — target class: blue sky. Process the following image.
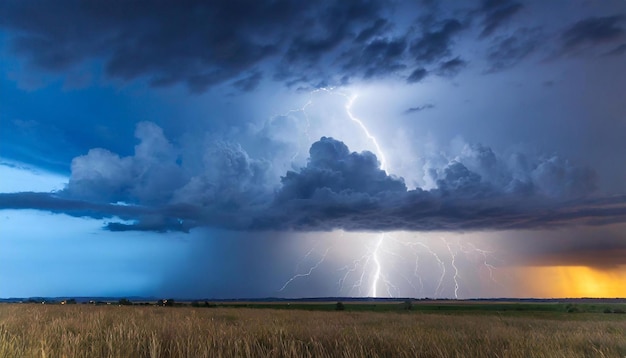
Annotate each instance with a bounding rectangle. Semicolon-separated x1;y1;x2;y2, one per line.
1;0;625;299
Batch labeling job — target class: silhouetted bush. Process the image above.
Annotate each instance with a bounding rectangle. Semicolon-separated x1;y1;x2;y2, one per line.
566;304;583;313
335;302;345;311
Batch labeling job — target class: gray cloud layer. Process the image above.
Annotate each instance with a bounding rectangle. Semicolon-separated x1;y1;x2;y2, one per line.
2;122;624;233
0;1;567;92
2;1;622;91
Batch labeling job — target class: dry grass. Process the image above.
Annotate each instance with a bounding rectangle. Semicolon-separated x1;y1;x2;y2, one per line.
0;304;625;357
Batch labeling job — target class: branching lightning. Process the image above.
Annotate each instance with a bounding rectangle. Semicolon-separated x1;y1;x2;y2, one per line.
371;234;384;297
444;238;461;299
276;87;503;299
279;246;330;292
461;242;503;289
344;94;387;172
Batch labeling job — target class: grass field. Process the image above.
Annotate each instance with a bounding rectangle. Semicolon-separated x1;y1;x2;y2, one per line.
1;302;625;357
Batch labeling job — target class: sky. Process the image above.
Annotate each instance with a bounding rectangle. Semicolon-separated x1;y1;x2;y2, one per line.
1;0;625;299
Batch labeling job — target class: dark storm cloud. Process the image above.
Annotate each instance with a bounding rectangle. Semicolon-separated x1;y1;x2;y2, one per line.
477;0;524;37
282;1;384;63
2;125;625;233
0;1;384;91
560;15;625;52
0;1;489;90
340;37;408;79
604;43;626;57
106;218;189;233
0;192;153;220
436;57;467;76
406;68;429;83
410;19;464;64
405;104;435;114
485;28;540;72
1;1;294;92
256;140;611;231
232;71;263;92
276;137;407;200
354;18;390;43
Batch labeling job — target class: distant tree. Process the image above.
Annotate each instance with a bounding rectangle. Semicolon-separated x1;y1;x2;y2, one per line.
335;302;345;311
118;298;132;306
402;299;413;311
66;298;77;304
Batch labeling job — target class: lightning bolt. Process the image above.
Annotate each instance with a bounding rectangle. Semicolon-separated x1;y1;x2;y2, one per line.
444;238;460;299
337;252;371;296
279;247;331;292
371;234;384;297
342;92;391;297
344;94;387;172
420;241;446;298
275;87;503;299
461;242;502;289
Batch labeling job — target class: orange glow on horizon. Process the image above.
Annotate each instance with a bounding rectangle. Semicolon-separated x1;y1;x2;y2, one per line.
520;266;626;298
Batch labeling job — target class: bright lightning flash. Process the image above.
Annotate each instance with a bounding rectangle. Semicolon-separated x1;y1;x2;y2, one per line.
345;94;387;172
276;88;501;299
371;234;385;297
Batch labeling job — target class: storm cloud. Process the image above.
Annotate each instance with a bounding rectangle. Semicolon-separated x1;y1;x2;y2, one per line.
485;28;540;72
0;0;485;92
2;0;626;300
560;15;626;54
477;0;524;37
410;19;464;64
2;123;624;233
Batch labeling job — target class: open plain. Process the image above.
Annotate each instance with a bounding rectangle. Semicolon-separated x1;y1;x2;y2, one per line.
1;301;625;357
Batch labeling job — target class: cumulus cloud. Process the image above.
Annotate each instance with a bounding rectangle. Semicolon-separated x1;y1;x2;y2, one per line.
65;122;184;205
277;137;406;200
251;138;612;231
2;123;624;233
172;140;271;210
